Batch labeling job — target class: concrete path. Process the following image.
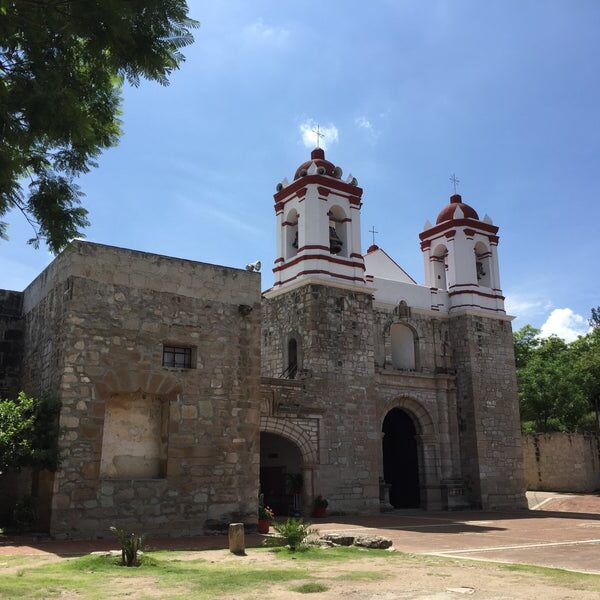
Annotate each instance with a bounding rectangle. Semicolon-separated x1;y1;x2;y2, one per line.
1;492;599;574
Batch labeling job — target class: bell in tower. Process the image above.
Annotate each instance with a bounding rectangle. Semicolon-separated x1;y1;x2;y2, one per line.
329;226;343;254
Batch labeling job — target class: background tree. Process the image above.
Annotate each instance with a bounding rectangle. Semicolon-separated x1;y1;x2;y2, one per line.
571;325;600;430
514;315;600;433
517;335;587;432
590;306;600;328
513;324;541;369
0;1;198;252
0;392;60;474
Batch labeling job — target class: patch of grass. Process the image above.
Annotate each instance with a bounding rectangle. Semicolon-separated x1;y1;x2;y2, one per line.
0;553;312;599
336;570;388;581
502;563;600;589
267;545;399;561
292;582;329;593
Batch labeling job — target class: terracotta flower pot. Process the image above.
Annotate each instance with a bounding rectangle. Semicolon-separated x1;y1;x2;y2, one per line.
258;519;271;534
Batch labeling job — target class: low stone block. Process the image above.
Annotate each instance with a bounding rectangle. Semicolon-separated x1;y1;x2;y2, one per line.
353;535;393;549
321;533;355;546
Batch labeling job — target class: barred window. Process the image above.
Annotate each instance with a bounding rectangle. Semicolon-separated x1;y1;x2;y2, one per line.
162;345;193;369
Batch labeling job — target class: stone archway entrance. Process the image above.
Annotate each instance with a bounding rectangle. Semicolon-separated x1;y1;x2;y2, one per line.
382;407;420;508
260;432;303;516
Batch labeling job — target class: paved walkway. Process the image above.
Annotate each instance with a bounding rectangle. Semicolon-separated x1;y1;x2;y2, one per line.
2;492;599;574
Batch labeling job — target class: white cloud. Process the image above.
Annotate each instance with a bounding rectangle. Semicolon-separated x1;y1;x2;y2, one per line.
539;308;591;342
243;19;290;47
355;116;381;144
299;120;339;150
355;116;373;131
505;294;553;317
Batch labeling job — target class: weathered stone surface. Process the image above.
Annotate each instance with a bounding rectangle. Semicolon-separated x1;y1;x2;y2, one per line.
228;523;245;555
353;535;393;549
321;533;355;546
524;432;600;492
8;241;262;538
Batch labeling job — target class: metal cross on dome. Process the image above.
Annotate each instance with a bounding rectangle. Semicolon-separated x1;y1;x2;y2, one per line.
450;173;460;194
312;124;325;149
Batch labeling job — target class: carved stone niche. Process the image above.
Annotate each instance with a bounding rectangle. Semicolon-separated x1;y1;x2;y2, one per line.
395;300;411;319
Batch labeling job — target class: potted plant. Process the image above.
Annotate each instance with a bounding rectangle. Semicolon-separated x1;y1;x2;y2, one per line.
313;495;328;518
258;493;275;534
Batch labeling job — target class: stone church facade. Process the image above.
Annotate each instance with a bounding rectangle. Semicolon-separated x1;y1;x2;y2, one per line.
0;147;526;538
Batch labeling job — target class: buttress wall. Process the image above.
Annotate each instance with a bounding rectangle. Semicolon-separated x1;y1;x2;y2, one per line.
449;313;526;509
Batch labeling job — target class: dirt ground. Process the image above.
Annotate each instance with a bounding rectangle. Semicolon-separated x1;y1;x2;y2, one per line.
145;547;600;600
2;546;599;600
1;491;599;598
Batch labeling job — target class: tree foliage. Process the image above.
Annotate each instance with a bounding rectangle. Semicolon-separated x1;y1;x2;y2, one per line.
0;392;60;473
0;0;198;252
514;309;600;433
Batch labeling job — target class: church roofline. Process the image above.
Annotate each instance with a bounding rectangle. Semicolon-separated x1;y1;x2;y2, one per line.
66;240;257;276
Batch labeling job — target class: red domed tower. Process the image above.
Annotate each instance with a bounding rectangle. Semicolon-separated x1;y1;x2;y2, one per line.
419;193;504;314
266;148;368;296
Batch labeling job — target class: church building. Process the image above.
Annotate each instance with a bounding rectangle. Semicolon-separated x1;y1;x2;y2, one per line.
0;147;526;538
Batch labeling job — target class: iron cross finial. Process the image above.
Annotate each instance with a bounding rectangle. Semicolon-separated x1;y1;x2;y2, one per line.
369;225;379;246
450;173;460;194
312;124;325;149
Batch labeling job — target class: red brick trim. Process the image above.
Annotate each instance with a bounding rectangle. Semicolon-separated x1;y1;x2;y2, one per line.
273;176;363;203
297;244;329;252
420;219;499;240
450;303;506;312
448;289;505;300
274;269;365;286
273;253;366;273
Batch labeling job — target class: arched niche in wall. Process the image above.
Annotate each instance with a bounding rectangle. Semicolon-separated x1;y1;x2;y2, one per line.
432;244;448;290
391;323;417;371
328;205;348;257
474;241;492;288
284;333;302;378
285;209;299;259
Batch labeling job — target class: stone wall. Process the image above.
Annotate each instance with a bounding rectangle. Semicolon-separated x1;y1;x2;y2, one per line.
449;314;526;510
524;433;600;493
21;241;262;538
262;284;380;514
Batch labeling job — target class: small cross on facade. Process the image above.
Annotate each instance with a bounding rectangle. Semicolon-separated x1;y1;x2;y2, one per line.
450;173;460;194
369;225;379;246
312;124;325;149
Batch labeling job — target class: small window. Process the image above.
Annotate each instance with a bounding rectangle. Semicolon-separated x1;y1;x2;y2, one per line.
162;345;193;369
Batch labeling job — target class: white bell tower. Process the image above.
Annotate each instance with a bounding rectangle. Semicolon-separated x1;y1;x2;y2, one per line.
419;193;505;314
265;148;368;296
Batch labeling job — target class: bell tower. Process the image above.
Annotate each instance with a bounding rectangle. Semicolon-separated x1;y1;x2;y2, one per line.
419;193;505;314
266;148;367;296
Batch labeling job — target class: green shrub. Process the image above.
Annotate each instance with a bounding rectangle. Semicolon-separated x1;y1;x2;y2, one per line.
268;518;316;552
109;526;144;567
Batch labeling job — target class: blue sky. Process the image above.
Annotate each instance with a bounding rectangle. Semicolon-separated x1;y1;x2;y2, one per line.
1;0;598;339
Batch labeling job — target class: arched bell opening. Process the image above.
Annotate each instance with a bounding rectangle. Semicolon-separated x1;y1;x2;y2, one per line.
285;209;299;260
259;432;304;517
328;205;348;257
474;241;492;288
382;407;421;509
431;244;448;290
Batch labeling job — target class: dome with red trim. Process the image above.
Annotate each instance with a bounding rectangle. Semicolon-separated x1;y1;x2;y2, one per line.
436;194;479;224
294;148;339;180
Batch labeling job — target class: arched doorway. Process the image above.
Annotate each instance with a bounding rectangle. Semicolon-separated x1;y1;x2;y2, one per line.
260;432;303;516
382;408;420;508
